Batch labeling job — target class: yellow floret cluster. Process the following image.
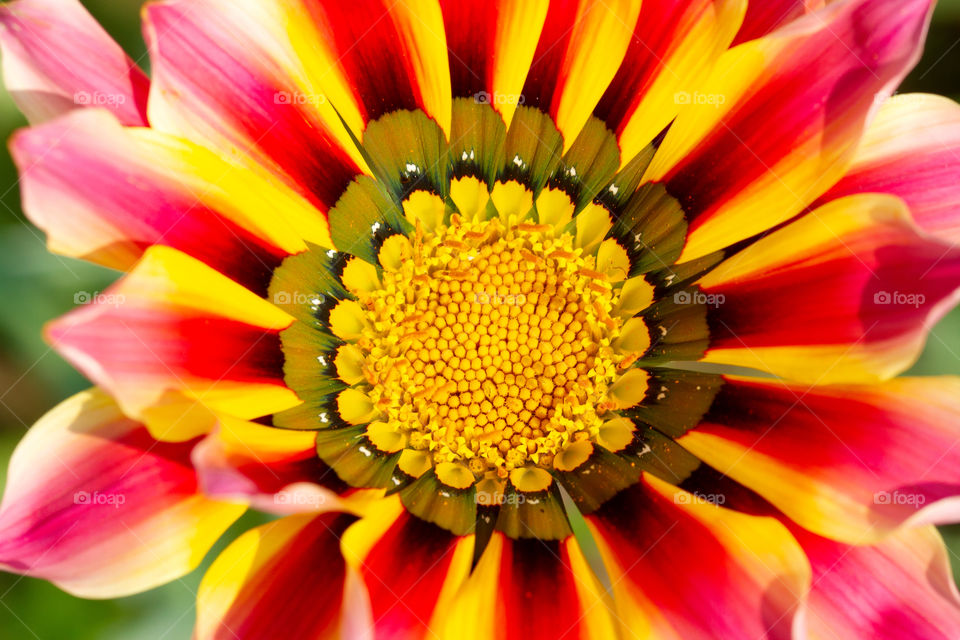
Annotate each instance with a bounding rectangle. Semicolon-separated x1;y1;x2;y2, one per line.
362;218;623;480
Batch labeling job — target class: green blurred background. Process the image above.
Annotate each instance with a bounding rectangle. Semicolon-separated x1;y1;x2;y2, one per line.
0;1;958;637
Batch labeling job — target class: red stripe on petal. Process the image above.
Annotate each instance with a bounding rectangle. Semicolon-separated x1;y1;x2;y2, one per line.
697;194;960;382
46;247;297;433
440;0;498;98
682;377;960;541
145;2;362;212
589;477;807;639
707;241;960;349
306;0;423;122
50;311;285;388
11;110;317;293
649;0;934;260
816;94;960;243
193;418;351;514
499;538;584;639
797;526;960;639
731;0;823;46
594;0;710;133
361;512;462;638
519;0;580;114
197;512;356;640
0;389;242;598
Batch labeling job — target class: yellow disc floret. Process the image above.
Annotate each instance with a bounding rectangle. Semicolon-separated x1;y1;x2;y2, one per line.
360;217;623;481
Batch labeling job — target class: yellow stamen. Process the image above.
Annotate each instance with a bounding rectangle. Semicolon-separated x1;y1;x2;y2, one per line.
360;219;632;482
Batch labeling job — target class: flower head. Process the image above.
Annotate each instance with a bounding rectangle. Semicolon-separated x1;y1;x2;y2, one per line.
2;0;960;637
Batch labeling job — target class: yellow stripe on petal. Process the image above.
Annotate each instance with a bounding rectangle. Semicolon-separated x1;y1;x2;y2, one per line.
46;247;299;437
680;429;873;542
698;196;913;288
491;0;550;128
196;512;355;640
388;0;452;134
434;534;504;640
618;0;747;165
245;0;369;171
565;537;621;640
553;0;642;151
339;495;405;570
122;246;293;330
644;42;767;186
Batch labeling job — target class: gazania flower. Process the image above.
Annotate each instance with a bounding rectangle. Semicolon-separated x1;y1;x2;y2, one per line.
3;0;960;637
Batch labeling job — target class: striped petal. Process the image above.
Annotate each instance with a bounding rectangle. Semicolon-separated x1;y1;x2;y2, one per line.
645;0;934;262
798;526;960;639
0;0;148;125
440;0;548;128
586;474;810;639
679;377;960;543
520;0;643;148
192;416;353;515
593;0;747;165
433;531;615;639
196;512;358;640
0;388;243;598
144;0;365;211
340;497;474;639
816;93;960;242
11;109;328;293
46;246;298;441
698;194;960;384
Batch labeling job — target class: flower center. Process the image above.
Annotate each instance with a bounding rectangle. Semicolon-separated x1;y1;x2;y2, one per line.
363;218;623;481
